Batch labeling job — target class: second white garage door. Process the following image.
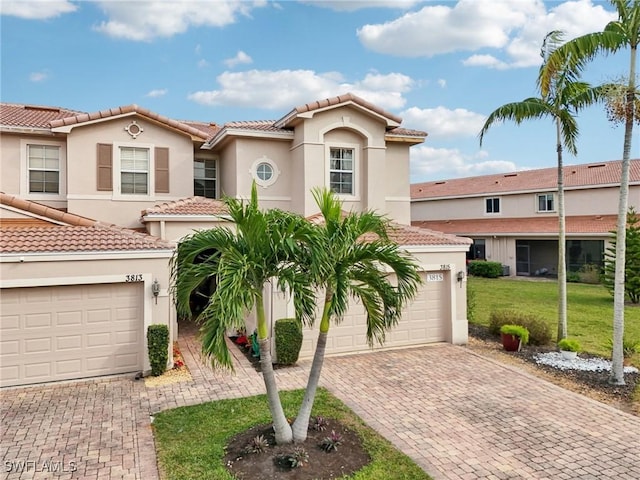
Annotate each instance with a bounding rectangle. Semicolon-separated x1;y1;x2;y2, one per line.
0;283;143;387
300;271;449;358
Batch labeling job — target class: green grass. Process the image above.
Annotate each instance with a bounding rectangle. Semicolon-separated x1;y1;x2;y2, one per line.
152;388;431;480
469;277;640;358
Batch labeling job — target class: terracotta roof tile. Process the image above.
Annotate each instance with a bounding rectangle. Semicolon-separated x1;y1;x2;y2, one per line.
306;211;470;247
0;103;86;129
411;160;640;199
47;104;210;140
181;120;221;140
1;194;172;253
278;93;403;127
412;215;618;235
223;119;289;133
142;196;229;216
386;127;428;138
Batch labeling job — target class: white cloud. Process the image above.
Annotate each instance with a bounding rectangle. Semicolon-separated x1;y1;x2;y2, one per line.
401;106;486;139
1;0;76;19
93;0;268;41
188;69;413;111
224;51;253;68
29;71;49;82
410;146;517;181
358;0;616;69
301;0;420;12
145;89;168;98
437;79;446;88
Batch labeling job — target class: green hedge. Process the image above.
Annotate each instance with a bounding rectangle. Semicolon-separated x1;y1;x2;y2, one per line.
275;318;303;365
468;260;503;278
147;324;169;376
489;310;552;346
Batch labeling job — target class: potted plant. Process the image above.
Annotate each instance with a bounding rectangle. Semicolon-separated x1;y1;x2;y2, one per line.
500;324;529;352
557;338;581;360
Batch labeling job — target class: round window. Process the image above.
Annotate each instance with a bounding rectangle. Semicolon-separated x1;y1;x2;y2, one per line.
256;162;273;181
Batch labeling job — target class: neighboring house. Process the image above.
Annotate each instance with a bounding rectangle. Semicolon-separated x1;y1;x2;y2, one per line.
411;160;640;277
1;94;472;387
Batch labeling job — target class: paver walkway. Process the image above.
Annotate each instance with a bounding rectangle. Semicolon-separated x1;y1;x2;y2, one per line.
1;324;639;479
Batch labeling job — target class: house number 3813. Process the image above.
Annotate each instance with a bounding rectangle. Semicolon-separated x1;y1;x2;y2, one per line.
125;274;143;282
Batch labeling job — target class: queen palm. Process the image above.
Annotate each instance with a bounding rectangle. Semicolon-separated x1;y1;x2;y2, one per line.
171;184;316;444
290;188;422;443
479;31;602;343
539;0;639;385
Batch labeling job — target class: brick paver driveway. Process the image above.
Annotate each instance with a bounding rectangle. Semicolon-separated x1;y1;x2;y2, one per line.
1;327;639;479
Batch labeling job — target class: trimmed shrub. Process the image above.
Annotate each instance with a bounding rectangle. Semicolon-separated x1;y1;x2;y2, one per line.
500;324;529;345
468;260;503;278
275;318;303;365
147;324;169;376
557;338;581;352
489;310;552;346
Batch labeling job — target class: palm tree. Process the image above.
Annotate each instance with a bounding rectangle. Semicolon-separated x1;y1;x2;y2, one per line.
479;31;602;343
540;0;639;385
171;184;316;444
290;188;422;443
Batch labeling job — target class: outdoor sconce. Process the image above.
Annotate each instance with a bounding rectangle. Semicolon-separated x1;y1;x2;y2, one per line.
456;270;465;288
152;279;161;304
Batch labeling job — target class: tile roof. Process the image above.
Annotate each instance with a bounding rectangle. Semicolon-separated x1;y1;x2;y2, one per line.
412;215;618;236
181;120;221;140
306;211;471;247
49;104;210;140
411;159;640;200
276;93;403;127
141;196;229;216
1;193;173;254
0;103;85;129
224;120;291;133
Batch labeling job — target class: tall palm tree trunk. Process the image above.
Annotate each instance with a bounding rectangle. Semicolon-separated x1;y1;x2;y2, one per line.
610;45;636;385
256;295;293;443
292;294;332;443
556;118;568;341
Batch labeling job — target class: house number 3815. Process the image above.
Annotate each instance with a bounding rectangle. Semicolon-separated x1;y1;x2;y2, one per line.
125;274;143;282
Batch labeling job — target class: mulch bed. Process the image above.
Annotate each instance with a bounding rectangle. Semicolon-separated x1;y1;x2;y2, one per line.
224;418;370;480
468;324;639;402
230;335;292;372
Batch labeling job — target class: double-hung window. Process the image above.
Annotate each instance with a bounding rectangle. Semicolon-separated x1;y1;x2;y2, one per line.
329;147;354;195
485;197;500;214
537;193;554;212
194;158;217;198
28;145;60;194
120;147;149;194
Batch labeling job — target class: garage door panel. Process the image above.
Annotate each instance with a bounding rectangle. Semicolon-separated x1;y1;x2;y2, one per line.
0;283;143;387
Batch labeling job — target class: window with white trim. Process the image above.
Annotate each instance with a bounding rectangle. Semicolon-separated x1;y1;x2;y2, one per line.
329;147;354;195
28;145;60;193
120;147;149;194
194;158;217;198
485;197;500;214
537;193;555;212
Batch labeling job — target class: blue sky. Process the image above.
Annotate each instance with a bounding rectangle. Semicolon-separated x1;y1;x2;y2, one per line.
1;0;633;183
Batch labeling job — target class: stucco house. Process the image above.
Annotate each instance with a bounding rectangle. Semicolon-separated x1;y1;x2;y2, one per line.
411;160;640;277
1;94;471;387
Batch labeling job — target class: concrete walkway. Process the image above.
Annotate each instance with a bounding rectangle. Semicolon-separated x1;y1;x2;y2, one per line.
1;326;639;479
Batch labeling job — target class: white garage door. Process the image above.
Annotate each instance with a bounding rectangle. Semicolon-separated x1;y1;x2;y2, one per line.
0;283;143;387
301;271;448;357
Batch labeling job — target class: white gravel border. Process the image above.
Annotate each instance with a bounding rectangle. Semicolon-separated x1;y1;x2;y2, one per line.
534;352;639;374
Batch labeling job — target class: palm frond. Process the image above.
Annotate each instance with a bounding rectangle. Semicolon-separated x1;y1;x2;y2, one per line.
479;99;553;146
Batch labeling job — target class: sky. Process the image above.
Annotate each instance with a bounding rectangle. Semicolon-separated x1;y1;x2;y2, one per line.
1;0;634;183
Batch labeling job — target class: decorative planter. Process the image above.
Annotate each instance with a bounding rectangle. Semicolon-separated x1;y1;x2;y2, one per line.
501;333;522;352
560;350;578;360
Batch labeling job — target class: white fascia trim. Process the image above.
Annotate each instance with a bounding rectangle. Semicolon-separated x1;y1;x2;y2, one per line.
402;245;472;253
142;214;232;222
0;126;54;135
66;194;187;202
385;196;411;202
0;204;69;226
205;128;294;149
274;101;401;129
1;250;174;263
51;112;137;133
459;232;612;238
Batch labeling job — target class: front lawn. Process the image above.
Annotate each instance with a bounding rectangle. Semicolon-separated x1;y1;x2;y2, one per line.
469;277;640;358
152;388;431;480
